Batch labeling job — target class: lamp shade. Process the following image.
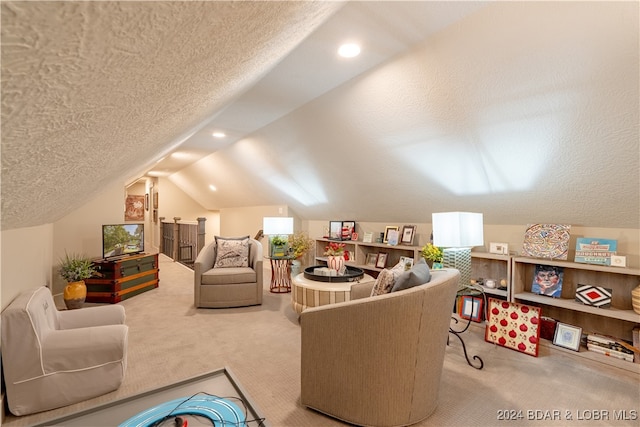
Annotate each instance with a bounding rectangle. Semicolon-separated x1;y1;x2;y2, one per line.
432;212;484;248
263;217;294;235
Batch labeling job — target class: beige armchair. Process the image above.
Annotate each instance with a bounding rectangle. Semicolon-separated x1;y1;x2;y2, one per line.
300;268;460;427
194;237;263;308
1;286;128;416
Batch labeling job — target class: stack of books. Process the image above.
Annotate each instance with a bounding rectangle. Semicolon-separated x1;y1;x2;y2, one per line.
586;334;634;363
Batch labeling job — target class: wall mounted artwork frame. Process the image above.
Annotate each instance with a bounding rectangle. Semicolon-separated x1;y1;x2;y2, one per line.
125;195;145;221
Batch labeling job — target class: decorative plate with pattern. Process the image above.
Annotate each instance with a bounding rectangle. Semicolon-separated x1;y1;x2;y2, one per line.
522;223;571;260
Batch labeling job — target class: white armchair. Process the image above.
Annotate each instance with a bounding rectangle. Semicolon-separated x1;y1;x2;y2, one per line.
1;286;128;416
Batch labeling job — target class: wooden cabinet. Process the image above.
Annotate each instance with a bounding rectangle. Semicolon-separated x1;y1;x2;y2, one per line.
511;257;640;342
471;252;510;300
85;253;159;303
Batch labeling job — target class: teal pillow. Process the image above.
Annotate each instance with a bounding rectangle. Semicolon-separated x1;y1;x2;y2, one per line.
391;258;431;292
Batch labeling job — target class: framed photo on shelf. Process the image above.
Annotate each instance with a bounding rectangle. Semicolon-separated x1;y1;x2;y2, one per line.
553;322;582;352
329;221;356;241
365;253;378;267
399;256;414;270
387;229;399;246
376;253;388;268
363;232;373;243
383;226;399;244
401;225;416;245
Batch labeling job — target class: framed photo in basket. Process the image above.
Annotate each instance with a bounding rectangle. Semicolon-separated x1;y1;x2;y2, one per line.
553;322;582;352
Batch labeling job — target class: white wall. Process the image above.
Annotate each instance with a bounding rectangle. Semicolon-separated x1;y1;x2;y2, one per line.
1;224;54;309
157;177;220;245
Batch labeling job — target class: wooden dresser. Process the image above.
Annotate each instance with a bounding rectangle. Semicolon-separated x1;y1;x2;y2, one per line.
85;253;159;303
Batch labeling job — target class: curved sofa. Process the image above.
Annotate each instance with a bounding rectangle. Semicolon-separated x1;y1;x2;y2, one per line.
300;268;460;427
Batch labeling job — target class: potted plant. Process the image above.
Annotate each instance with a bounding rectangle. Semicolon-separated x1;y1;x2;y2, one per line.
421;243;444;269
59;252;96;309
270;235;289;258
288;232;315;276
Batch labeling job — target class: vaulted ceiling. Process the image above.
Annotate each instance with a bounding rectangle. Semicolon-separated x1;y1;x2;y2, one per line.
2;1;639;231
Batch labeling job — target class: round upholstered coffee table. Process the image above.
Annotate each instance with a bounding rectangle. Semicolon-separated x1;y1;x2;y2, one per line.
291;273;375;314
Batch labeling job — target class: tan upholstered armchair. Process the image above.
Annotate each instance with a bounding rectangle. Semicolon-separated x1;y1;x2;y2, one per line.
300;269;460;427
194;237;263;308
1;286;128;416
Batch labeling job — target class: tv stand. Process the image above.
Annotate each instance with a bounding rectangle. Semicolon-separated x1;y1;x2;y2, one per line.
85;253;159;303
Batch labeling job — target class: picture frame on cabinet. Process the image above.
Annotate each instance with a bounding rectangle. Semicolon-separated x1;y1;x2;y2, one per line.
329;221;356;241
401;225;416;245
376;253;388;268
363;232;373;243
553;322;582;352
383;226;399;244
365;253;378;267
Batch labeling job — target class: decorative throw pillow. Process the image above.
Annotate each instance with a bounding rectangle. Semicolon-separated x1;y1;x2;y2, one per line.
391;257;431;292
370;268;396;297
213;236;250;268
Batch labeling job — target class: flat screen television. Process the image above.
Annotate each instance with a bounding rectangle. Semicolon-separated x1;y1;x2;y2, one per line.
102;223;145;259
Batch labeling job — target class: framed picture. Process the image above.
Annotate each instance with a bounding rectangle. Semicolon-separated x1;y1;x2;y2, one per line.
145;193;149;211
329;221;356;240
383;226;398;244
485;298;542;357
532;265;563;298
401;225;416;245
460;296;483;322
399;256;414;270
365;253;378;267
153;191;159;209
553;322;582;352
376;253;388;269
363;232;373;243
387;229;399;246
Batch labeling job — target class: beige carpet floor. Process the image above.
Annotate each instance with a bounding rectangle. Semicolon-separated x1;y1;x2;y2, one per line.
4;254;639;426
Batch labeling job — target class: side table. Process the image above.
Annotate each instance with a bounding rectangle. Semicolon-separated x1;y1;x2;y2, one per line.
268;256;293;293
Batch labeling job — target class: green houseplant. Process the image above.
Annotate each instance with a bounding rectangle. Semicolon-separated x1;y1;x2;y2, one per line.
421;243;444;268
288;232;315;277
59;252;96;309
270;235;289;258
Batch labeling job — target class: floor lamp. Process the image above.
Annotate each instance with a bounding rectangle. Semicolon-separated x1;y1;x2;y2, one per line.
432;212;484;290
432;211;485;370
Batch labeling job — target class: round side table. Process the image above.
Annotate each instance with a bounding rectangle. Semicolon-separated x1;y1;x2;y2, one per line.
268;256;293;293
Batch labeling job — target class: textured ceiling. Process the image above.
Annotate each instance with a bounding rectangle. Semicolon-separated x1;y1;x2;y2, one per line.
2;1;639;231
1;1;342;230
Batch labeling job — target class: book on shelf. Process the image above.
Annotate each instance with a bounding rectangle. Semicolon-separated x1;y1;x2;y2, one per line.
586;337;634;355
587;344;634;362
633;327;640;364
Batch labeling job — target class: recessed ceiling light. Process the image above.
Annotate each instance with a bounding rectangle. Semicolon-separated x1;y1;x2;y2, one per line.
212;132;226;138
338;43;361;58
209;184;217;191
